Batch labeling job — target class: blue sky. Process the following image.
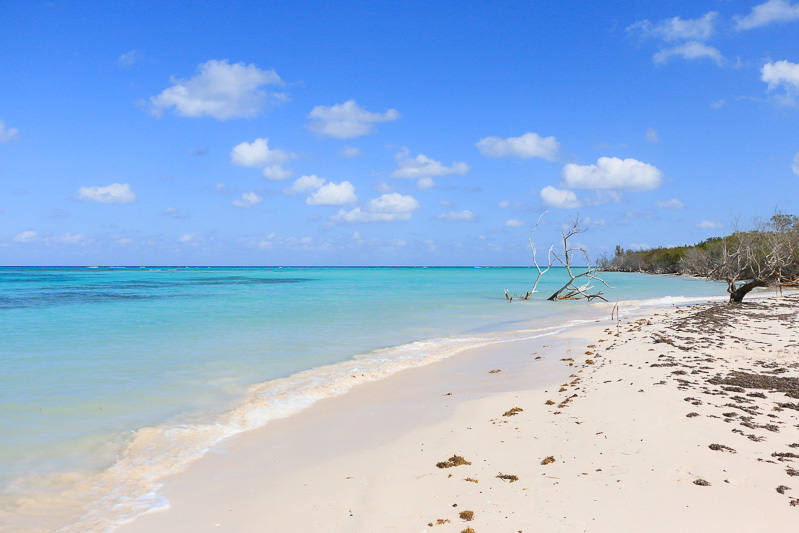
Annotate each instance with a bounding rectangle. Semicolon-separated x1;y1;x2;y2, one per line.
1;0;797;266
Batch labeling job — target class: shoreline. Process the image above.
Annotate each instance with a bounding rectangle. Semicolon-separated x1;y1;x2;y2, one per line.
116;291;799;532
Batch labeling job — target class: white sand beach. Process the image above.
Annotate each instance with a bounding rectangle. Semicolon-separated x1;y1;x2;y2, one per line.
118;293;799;532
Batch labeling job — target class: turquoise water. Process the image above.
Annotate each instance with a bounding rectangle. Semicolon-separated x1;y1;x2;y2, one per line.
0;267;725;530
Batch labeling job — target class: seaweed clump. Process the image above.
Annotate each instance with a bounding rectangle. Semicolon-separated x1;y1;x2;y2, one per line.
459;510;474;521
437;455;472;469
541;456;556;465
503;407;524;417
694;479;711;486
496;472;518;483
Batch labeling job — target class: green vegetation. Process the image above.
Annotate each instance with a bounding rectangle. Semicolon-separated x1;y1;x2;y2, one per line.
599;212;799;302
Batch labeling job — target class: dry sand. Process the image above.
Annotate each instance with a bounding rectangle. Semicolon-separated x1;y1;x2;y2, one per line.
118;293;799;532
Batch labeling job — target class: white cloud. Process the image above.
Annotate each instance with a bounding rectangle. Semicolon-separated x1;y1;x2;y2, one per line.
735;0;799;30
0;121;20;142
118;50;140;66
307;100;399;139
697;220;723;229
540;185;581;209
505;219;527;227
179;234;196;243
331;193;419;223
761;60;799;94
656;198;685;209
13;230;37;242
391;150;469;182
417;177;436;190
285;174;326;195
653;41;724;66
306;181;358;206
230;138;293;167
437;210;477;221
339;146;363;158
646;128;659;143
475;132;560;161
77;183;137;204
498;200;511;208
262;165;294;181
232;192;263;208
149;59;283;120
628;12;717;42
561;157;663;191
792;152;799;176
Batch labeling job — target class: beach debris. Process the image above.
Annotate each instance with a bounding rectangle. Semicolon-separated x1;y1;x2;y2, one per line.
693;479;711;486
545;400;555;405
541;456;556;465
459;510;474;521
773;452;799;462
790;498;799;507
777;485;791;494
686;412;700;418
503;407;523;417
488;369;502;374
428;519;451;526
585;359;595;365
709;444;736;453
465;477;479;483
496;472;519;483
461;528;476;533
437;455;472;469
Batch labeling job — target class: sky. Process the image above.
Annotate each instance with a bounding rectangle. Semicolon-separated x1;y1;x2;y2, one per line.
0;0;797;266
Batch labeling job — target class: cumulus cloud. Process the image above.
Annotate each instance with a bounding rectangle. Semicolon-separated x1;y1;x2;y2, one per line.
331;193;419;223
232;192;263;208
307;100;399;139
230;138;293;167
475;132;560;161
697;220;723;229
262;165;294;180
540;186;581;209
77;183;137;204
149;59;283;120
437;210;477;221
627;12;717;42
505;219;527;227
306;181;357;206
656;198;685;209
13;230;37;242
793;152;799;176
761;60;799;100
285;175;326;195
652;41;724;65
391;149;469;188
0;121;20;142
417;177;436;190
560;157;663;191
646;128;659;143
735;0;799;30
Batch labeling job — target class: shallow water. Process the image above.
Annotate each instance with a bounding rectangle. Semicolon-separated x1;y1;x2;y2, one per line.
0;266;725;530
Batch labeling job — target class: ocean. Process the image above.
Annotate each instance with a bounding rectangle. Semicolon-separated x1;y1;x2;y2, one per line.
0;266;725;531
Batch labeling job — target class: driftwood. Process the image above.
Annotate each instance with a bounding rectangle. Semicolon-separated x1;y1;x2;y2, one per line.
504;213;612;302
542;215;612;302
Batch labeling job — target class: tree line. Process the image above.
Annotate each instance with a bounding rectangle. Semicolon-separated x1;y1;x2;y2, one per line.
598;212;799;303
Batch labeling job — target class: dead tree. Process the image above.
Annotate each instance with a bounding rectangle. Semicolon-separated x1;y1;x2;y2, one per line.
706;213;799;303
504;213;612;302
543;216;612;301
